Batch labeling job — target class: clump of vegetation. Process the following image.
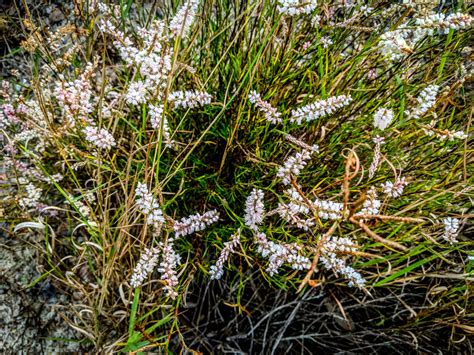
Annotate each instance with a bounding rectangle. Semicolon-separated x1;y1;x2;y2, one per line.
1;0;472;352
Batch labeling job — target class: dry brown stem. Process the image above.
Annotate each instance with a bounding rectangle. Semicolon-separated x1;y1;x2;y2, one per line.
342;149;360;212
297;221;338;293
349;216;407;251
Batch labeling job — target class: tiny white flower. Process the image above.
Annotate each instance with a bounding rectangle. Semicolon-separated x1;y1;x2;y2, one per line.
19;183;42;208
83;126;116;149
169;0;200;38
173;210;219;238
320;252;365;288
443;217;460;243
157;242;181;299
373;108;393;131
320;36;333;48
244;189;265;230
277;0;317;15
135;182;165;225
290;95;352;124
248;91;282;124
168;90;212;109
277;149;314;185
381;176;408;198
130;247;160;288
149;104;174;147
125;82;148;106
209;230;241;280
407;85;439;119
253;232;310;276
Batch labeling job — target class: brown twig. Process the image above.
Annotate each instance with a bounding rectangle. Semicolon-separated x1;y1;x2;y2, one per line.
349;190;367;216
290;178;322;227
298;221;338;293
349;216;407;251
342;149;360;212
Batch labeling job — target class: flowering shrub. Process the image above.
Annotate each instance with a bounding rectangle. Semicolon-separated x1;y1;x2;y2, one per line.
1;0;472;352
